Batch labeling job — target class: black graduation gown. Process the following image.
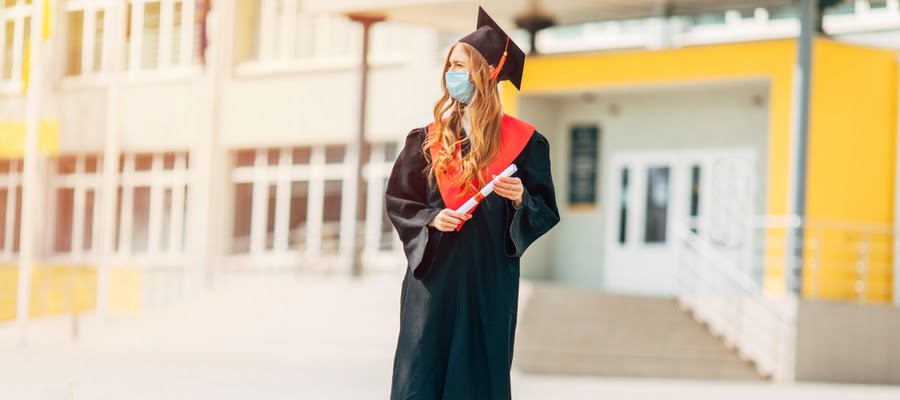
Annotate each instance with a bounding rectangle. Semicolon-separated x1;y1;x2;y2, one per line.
386;125;560;400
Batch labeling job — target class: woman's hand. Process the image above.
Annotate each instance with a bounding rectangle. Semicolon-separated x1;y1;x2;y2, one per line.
428;209;472;232
493;175;524;208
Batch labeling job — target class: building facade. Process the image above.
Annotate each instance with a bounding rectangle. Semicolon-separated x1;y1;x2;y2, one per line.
1;0;448;318
1;0;900;320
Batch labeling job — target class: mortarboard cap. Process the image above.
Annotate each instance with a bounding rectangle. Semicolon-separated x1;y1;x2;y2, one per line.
458;7;526;90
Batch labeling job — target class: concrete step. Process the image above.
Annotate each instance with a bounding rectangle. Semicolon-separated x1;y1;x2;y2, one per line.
514;282;765;381
518;341;743;362
521;320;727;347
515;352;764;380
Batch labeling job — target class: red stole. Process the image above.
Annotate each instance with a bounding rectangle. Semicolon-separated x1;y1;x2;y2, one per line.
427;114;535;224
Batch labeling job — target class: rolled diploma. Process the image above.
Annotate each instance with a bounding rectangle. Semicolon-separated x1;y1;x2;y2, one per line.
455;164;518;215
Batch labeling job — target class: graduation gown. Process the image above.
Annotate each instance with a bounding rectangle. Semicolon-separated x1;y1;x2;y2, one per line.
386;116;560;400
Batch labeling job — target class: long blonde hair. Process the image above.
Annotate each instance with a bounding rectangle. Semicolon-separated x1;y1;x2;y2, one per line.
424;42;504;196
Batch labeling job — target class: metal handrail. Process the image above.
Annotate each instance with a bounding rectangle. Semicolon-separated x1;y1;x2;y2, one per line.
680;229;794;322
677;214;897;380
749;215;894;303
676;223;796;381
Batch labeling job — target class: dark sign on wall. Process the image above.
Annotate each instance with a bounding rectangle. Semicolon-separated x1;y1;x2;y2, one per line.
568;125;600;207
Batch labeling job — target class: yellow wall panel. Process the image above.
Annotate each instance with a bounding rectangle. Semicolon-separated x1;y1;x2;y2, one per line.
110;268;142;313
0;267;16;320
807;41;897;223
0;264;143;321
802;40;898;302
0;119;60;157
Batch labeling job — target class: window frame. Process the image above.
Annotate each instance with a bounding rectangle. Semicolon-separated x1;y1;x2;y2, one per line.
0;160;23;261
115;151;190;267
46;155;103;262
0;0;32;93
227;143;401;270
235;0;409;76
63;0;116;77
45;152;189;267
61;0;199;84
127;0;196;72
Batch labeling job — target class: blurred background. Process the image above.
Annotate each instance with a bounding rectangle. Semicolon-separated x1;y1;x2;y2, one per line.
1;0;900;398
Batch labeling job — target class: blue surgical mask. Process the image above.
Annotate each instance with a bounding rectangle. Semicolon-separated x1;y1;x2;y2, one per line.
445;71;474;104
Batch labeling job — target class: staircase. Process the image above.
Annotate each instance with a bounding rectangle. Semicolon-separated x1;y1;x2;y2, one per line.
514;283;765;380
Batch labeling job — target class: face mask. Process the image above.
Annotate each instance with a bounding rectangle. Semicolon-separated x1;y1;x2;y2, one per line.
445;71;474;104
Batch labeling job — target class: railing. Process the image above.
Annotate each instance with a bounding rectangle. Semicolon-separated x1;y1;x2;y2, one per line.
676;215;897;380
676;223;796;380
749;216;894;303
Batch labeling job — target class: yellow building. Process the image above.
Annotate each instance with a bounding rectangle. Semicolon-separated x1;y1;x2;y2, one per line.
503;38;898;303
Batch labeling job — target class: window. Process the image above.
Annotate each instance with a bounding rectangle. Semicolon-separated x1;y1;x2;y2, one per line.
127;0;198;71
618;168;628;244
48;155;102;259
824;1;857;15
869;1;890;10
117;152;189;262
0;160;22;259
230;147;327;258
236;0;357;65
0;0;31;89
65;10;84;76
322;179;342;255
288;181;308;251
644;166;670;243
689;165;701;234
64;0;112;77
229;142;400;268
235;0;408;67
137;1;160;70
65;0;198;77
231;182;252;253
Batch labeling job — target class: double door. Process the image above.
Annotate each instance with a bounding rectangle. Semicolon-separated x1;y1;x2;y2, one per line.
603;150;755;296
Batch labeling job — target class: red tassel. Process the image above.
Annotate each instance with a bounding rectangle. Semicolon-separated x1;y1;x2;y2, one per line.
490;37;510;81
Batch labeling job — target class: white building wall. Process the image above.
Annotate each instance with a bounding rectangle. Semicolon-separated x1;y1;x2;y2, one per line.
366;60;443;141
838;31;900;49
55;80;202;153
119;82;196;152
0;97;27;121
56;86;109;153
223;34;440;148
513;96;560;281
223;70;360;148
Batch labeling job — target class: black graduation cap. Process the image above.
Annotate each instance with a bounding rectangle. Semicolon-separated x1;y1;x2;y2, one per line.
458;7;526;90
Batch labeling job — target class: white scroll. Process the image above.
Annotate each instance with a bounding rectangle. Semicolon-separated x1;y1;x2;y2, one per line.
455;164;518;214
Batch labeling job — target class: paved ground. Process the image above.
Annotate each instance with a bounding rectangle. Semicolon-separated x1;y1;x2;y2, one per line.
1;274;899;399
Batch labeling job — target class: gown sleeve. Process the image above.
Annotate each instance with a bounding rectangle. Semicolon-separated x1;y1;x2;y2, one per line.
505;132;560;257
385;128;443;279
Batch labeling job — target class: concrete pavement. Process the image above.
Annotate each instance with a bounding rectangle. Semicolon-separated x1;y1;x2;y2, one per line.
1;274;899;399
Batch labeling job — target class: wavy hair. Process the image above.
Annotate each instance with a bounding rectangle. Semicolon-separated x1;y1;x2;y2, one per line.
423;42;504;197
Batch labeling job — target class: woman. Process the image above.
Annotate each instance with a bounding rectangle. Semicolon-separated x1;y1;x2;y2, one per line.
386;7;559;400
